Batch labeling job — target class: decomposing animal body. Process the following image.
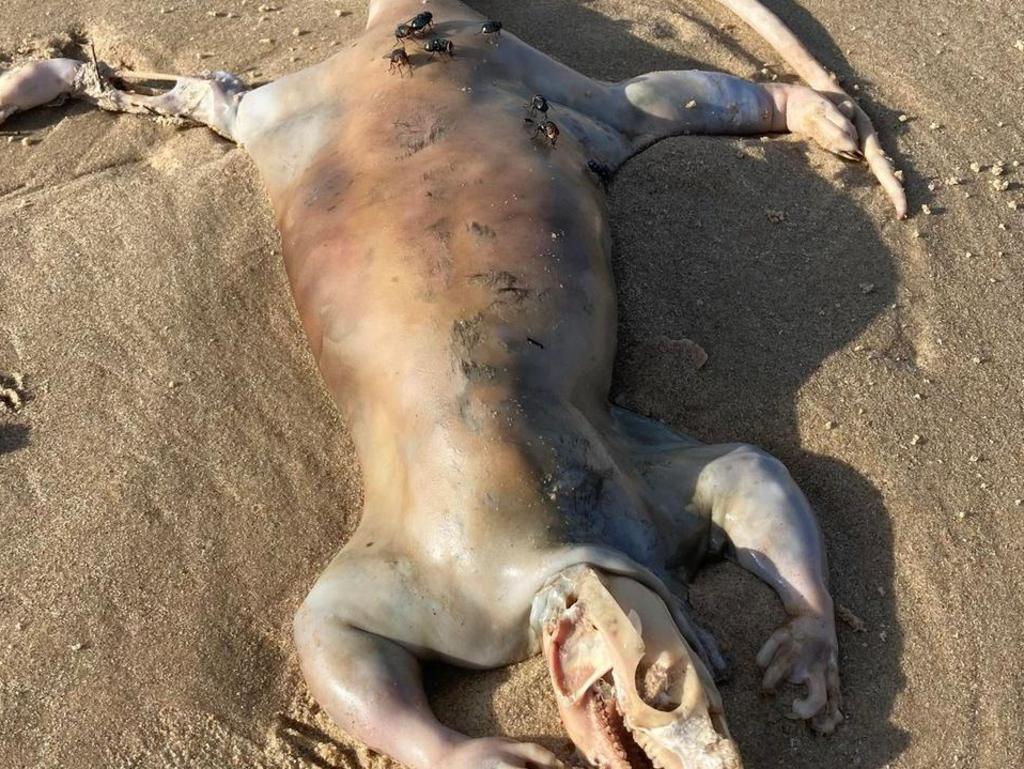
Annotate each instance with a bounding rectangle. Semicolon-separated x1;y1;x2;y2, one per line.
0;1;906;767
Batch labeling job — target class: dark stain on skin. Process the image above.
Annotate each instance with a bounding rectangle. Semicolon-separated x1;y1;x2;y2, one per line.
394;117;447;156
456;391;484;433
451;314;483;356
468;270;531;303
467;221;497;240
451;314;496;384
301;166;350;210
416;219;454;300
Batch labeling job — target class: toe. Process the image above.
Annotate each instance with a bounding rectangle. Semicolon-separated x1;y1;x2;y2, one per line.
792;672;827;719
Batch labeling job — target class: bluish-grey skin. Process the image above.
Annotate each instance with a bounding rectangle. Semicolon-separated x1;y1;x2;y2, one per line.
0;1;877;766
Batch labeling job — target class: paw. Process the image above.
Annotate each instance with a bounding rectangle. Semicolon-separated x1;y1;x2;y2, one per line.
784;86;862;162
757;613;843;734
444;737;567;769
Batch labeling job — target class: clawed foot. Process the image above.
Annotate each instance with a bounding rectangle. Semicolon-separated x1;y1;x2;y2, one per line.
443;737;567;769
770;82;907;218
779;85;862;162
757;612;843;734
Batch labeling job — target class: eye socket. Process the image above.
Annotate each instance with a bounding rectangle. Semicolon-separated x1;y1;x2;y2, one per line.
635;655;686;711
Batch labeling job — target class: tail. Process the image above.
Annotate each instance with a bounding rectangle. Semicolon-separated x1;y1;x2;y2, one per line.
703;0;907;218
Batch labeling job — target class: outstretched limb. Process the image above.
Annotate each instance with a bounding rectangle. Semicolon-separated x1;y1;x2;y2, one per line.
295;574;566;769
584;0;907;218
0;58;250;142
608;70;863;162
693;444;842;733
616;412;843;733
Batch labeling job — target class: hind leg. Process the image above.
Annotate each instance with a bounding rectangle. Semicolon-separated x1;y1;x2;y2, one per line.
295;555;566;769
614;409;842;733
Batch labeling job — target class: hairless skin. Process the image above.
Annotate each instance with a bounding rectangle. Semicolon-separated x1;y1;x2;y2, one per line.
2;1;906;766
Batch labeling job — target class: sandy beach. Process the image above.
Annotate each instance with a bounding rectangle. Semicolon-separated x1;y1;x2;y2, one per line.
1;1;1022;767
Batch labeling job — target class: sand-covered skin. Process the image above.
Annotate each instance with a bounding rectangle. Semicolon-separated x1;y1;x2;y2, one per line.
1;1;1022;768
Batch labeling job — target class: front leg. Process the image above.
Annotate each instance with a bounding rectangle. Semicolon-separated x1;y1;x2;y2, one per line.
609;70;861;163
619;421;843;733
696;444;843;733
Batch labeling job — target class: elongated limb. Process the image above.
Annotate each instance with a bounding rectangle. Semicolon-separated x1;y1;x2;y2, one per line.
295;562;566;769
0;58;250;142
608;71;862;165
707;0;906;218
585;0;907;217
617;412;842;732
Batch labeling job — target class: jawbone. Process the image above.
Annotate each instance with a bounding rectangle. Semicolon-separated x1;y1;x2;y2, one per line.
534;566;742;769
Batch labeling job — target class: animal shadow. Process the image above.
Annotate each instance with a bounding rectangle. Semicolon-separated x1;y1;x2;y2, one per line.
0;423;30;454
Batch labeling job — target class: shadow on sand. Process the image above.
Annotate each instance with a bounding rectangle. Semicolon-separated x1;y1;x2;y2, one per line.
0;422;30;455
431;2;908;768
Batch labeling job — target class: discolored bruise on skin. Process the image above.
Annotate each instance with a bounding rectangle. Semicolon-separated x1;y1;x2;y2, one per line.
0;0;893;765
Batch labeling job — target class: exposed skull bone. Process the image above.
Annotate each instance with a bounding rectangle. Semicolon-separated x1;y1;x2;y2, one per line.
535;567;742;769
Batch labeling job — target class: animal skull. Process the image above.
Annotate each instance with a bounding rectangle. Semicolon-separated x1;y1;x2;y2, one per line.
535;567;742;769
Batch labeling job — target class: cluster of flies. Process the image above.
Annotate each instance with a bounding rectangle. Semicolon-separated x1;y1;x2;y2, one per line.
384;12;559;148
385;12;500;74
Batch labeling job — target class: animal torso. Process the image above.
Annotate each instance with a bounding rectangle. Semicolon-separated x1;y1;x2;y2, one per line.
238;2;708;662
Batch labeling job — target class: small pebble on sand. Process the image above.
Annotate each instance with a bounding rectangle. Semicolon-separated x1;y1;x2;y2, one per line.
970;162;982;173
910;434;923;445
921;203;932;215
684;100;697;109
